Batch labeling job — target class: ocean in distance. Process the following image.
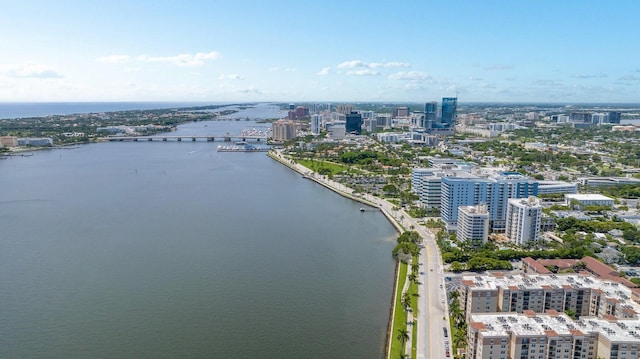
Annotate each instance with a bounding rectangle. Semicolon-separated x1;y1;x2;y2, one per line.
0;107;397;358
0;102;232;119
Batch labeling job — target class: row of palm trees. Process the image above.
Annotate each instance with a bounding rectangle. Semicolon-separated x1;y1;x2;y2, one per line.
396;253;421;358
448;291;467;358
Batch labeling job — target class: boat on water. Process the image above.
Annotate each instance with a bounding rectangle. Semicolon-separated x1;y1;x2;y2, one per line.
360;208;365;212
217;144;269;152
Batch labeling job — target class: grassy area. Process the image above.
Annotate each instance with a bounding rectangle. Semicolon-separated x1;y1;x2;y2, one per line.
389;255;421;359
410;256;419;359
389;262;408;359
297;159;348;176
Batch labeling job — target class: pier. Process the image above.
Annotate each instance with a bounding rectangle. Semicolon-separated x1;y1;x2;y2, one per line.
105;135;267;143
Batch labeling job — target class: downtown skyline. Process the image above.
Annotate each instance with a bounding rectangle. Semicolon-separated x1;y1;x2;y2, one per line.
1;1;639;103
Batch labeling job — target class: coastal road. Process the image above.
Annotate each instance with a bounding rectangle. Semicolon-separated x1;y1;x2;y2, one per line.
271;151;451;358
361;197;450;359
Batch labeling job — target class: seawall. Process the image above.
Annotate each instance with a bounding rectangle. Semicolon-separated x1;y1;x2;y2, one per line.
267;151;403;359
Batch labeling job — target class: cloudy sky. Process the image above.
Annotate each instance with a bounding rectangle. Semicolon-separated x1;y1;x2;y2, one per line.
1;1;639;103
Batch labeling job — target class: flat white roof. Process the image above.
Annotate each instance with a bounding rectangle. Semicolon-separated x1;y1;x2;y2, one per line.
472;312;640;343
565;193;614;201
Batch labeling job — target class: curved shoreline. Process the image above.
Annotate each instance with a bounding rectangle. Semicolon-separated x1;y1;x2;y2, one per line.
267;151;403;359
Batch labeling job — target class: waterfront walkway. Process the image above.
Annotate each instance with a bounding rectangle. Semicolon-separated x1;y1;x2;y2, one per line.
268;149;451;359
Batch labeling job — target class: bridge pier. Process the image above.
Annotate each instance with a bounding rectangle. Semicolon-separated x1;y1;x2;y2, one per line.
207;137;214;142
134;138;138;142
148;138;153;141
177;138;182;142
163;138;167;141
192;137;196;141
224;137;231;142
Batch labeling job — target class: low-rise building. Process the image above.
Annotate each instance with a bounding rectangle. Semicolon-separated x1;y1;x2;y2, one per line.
565;194;614;208
0;136;18;147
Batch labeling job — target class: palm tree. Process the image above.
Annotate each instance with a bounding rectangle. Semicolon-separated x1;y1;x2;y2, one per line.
397;328;409;349
401;291;412;311
411;263;420;274
408;272;418;285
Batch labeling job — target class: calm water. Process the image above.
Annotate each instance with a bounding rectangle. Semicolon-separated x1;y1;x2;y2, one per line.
0;120;396;358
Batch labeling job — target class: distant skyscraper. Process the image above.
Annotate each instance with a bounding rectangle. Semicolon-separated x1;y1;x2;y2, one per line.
337;104;355;115
311;114;322;135
423;102;437;129
441;97;457;128
608;111;621;124
345;112;362;134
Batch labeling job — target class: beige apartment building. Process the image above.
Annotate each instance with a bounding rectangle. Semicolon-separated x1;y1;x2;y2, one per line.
460;273;640;322
469;311;640;359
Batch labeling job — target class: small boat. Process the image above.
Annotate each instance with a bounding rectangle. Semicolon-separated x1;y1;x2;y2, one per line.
360;208;365;212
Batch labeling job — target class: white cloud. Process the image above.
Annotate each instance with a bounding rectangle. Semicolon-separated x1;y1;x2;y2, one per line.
317;67;330;76
237;86;262;94
618;75;640;81
2;63;63;78
346;69;380;76
484;64;513;71
572;73;607;79
137;51;220;66
388;71;430;81
469;76;484;81
337;60;410;69
369;61;410;68
284;67;297;72
218;73;242;80
96;55;130;63
337;60;366;69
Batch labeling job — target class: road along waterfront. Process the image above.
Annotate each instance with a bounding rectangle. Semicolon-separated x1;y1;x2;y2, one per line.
269;148;452;359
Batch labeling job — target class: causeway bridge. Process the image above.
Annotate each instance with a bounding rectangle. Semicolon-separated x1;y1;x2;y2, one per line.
105;135;268;142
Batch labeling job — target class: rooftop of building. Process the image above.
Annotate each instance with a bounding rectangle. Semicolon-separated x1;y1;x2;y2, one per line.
537;181;578;187
470;312;640;343
565;193;614;201
508;196;541;207
461;272;640;314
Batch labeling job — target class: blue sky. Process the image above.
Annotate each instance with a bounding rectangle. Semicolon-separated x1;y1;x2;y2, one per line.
1;1;639;103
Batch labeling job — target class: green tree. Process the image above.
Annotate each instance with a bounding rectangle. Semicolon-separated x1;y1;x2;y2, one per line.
396;328;409;351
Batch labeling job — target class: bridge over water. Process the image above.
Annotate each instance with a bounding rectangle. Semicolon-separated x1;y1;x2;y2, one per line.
105;135;268;142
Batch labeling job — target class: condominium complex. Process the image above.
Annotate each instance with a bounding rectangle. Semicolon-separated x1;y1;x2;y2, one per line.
459;273;640;322
271;120;299;141
462;273;640;358
505;197;542;246
441;172;538;231
456;205;490;245
468;311;640;359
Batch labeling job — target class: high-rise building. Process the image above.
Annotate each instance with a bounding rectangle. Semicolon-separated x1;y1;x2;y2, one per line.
423;101;437;129
608;111;622;124
336;104;355;115
393;106;409;118
310;114;322;135
345;112;362;134
271;120;298;141
456;205;490;246
441;97;457;128
505;197;542;246
440;172;538;231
